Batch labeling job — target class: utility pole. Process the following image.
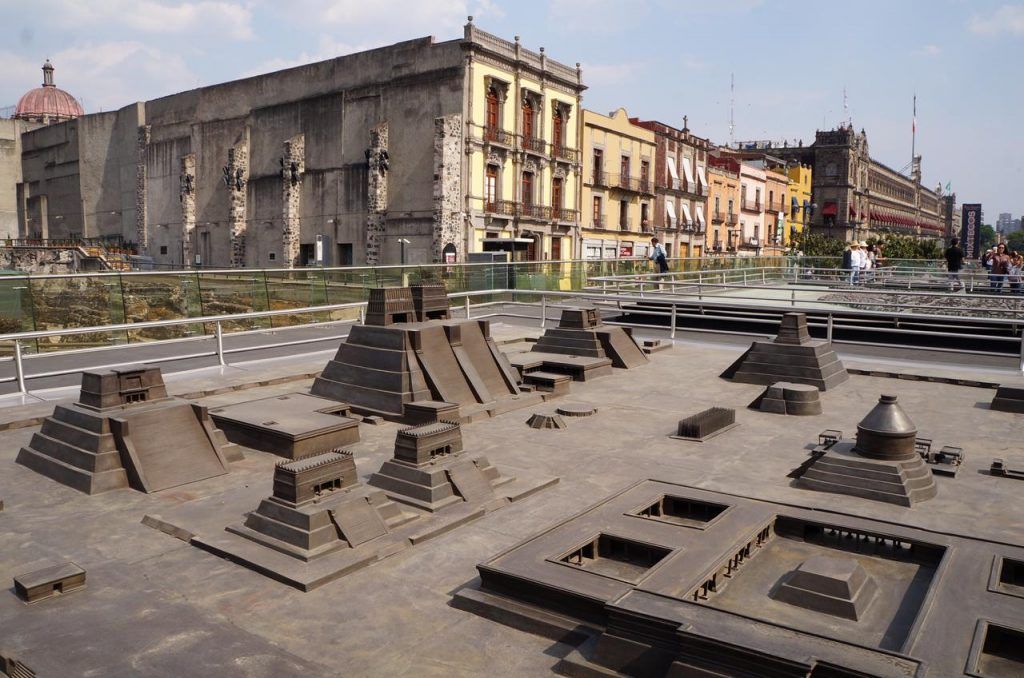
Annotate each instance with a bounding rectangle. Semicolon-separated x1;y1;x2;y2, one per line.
729;73;735;147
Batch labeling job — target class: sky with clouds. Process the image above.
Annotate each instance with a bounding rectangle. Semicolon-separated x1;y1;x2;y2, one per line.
1;0;1021;220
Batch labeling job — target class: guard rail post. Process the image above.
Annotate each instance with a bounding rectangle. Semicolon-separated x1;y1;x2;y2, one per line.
540;294;547;329
13;340;27;395
215;321;226;366
827;314;834;343
1019;333;1024;374
464;295;471;320
670;303;677;340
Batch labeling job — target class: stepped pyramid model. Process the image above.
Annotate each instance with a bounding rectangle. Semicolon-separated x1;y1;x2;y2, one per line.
721;312;848;390
532;307;648;368
796;394;937;506
17;366;240;494
311;286;524;420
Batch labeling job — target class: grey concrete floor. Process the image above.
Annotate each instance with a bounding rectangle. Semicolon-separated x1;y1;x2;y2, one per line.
1;328;1023;676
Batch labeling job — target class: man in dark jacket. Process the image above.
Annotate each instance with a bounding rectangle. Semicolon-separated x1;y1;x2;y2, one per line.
945;238;964;291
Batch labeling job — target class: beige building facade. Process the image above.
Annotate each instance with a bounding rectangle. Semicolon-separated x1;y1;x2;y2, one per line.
579;108;656;260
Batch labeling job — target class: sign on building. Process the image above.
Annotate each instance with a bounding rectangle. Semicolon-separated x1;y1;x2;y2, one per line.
961;204;981;259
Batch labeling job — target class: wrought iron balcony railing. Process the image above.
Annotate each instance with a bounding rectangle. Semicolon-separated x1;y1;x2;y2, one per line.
521;135;547;155
551;145;579;163
519;203;551;220
484;126;513;145
552;207;579;222
484;199;516;216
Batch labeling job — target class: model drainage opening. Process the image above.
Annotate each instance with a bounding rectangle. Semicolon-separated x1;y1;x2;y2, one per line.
977;623;1024;676
636;495;728;526
999;558;1024;590
314;478;342;496
561;534;671;582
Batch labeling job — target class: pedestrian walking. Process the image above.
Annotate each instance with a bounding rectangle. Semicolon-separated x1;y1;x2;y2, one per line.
848;242;865;284
944;237;964;291
649;237;669;274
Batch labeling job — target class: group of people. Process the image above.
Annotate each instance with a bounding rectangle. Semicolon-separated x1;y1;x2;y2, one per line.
980;243;1024;294
841;241;881;284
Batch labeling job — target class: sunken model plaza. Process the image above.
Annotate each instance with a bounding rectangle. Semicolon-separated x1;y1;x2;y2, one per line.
2;285;1024;677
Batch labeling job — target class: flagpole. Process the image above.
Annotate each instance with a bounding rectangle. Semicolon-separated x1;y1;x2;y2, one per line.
911;94;916;171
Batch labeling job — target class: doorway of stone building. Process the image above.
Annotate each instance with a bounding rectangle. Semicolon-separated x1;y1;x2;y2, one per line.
299;243;315;266
551;236;561;261
337;243;353;266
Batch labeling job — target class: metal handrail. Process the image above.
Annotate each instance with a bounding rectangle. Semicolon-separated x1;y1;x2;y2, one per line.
2;285;1023;396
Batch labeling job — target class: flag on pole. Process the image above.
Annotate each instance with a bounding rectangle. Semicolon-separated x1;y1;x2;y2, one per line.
945;181;951;193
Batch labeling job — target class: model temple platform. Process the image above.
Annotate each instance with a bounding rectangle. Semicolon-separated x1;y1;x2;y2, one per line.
16;366;240;494
990;382;1024;413
528;307;646;372
454;480;1024;677
722;312;849;390
311;286;537;421
795;394;938;506
368;420;520;512
750;381;823;415
208;392;360;459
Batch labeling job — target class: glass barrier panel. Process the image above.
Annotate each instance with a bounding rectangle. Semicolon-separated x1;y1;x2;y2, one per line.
121;272;205;343
196;271;271;333
28;274;127;353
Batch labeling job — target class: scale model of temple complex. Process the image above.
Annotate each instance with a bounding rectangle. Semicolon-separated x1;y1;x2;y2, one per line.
143;413;557;590
16;366;240;494
795;394;938;506
722;312;848;390
454;479;1024;677
311;285;539;422
506;307;651;385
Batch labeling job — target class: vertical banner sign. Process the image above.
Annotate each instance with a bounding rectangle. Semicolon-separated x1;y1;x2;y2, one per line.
961;204;981;259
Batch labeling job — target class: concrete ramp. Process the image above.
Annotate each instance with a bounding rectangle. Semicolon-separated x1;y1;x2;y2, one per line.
456;321;518;398
411;325;478;405
329;497;389;548
447;461;496;503
111;403;229;492
596;328;649;369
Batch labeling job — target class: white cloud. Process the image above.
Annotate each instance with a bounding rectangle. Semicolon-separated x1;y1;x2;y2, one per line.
41;42;197;112
969;4;1024;35
240;36;374;78
914;44;941;57
45;0;254;40
285;0;499;37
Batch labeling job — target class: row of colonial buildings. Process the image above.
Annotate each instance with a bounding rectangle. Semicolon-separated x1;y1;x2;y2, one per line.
1;20;954;267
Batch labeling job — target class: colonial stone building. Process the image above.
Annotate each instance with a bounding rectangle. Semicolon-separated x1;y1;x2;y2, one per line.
744;126;944;242
630;117;712;258
9;20;584;268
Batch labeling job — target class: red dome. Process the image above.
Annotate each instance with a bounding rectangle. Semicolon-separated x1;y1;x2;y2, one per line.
14;60;83;123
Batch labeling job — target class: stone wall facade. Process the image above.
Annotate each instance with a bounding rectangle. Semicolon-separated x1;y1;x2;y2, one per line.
432;114;464;262
179;153;196;267
225;142;249;268
365;123;389;266
135;125;151;252
281;134;305;268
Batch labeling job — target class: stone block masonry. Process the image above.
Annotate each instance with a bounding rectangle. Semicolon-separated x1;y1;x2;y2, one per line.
433;114;464;263
365;123;389;266
180;154;196;268
226;141;249;268
281;134;305;269
135;125;151;252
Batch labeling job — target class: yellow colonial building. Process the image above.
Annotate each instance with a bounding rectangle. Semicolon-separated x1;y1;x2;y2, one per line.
464;24;585;262
785;163;813;246
580;108;657;260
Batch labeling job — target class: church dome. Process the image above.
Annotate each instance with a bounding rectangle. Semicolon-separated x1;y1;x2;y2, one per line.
14;60;84;124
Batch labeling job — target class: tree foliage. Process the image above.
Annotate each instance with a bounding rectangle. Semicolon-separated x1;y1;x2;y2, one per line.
791;231;942;259
790;231;845;257
1005;230;1024;254
980;224;997;251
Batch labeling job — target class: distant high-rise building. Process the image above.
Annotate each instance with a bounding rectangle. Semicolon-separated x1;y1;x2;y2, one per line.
996;213;1014;234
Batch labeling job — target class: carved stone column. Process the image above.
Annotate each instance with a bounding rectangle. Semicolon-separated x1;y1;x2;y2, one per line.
135;125;151;252
281;134;305;268
224;143;249;268
432;114;464;263
179;154;196;267
365;123;389;265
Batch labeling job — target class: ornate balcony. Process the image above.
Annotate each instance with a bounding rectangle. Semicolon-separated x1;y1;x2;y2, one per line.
742;200;761;212
520;203;551;221
591;171;610;187
484;199;516;217
484;126;513;146
551;145;579;163
552;207;579;222
606;175;656;196
521;135;547;155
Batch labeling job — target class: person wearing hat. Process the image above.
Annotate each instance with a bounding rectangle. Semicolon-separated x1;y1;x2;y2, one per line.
849;241;866;284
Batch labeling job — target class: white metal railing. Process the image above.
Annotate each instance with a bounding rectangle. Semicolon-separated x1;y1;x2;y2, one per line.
2;282;1022;397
